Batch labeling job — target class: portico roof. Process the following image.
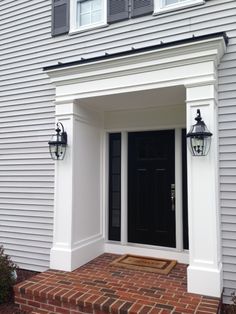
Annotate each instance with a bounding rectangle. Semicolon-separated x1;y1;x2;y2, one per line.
43;32;228;72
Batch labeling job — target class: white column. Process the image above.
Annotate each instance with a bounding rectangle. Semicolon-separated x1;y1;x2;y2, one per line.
186;83;222;297
50;101;104;271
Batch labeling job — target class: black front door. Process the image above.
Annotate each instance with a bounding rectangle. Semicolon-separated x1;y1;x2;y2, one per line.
128;130;175;248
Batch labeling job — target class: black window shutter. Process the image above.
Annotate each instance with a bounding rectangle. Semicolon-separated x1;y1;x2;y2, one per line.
131;0;153;17
52;0;69;36
108;0;129;23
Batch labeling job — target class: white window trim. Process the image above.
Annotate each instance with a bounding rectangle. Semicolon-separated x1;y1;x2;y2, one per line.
154;0;205;15
70;0;107;35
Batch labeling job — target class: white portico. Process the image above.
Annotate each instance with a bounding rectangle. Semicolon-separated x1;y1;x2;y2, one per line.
45;34;226;298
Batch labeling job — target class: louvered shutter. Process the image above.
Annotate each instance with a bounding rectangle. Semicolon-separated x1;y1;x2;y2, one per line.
108;0;129;23
52;0;69;36
131;0;153;17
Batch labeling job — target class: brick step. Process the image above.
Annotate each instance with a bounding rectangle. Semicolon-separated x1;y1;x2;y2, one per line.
14;254;221;314
15;287;109;314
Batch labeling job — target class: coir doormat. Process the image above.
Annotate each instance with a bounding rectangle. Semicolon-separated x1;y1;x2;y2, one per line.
111;254;177;275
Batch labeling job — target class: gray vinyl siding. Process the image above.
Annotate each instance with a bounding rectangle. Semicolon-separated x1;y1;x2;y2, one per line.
0;0;235;300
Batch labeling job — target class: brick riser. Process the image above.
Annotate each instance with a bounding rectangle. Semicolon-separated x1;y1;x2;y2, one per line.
14;254;221;314
14;291;108;314
14;290;222;314
15;288;119;314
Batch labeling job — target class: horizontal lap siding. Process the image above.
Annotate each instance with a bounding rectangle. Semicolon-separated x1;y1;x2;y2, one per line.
0;0;235;299
0;0;55;272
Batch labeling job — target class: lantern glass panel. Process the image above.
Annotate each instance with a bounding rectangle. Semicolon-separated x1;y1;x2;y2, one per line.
48;134;67;160
187;135;211;156
57;143;66;160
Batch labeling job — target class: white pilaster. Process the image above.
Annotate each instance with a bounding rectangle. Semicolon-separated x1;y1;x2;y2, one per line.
186;83;222;297
50;101;104;271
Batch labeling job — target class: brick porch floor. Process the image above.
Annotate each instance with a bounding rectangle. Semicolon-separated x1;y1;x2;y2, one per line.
14;253;221;314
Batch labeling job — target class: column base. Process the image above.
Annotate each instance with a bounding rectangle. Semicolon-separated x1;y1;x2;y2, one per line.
50;235;104;271
187;263;223;297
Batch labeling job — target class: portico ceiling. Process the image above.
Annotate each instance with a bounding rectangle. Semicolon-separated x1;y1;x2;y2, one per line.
78;85;186;111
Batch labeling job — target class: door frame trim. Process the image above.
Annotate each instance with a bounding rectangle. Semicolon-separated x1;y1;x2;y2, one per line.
105;127;184;252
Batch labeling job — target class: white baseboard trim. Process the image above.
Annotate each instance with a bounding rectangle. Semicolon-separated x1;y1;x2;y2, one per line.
50;235;105;271
187;263;223;297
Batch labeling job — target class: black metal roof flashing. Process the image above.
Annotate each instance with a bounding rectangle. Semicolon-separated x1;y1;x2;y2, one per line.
43;32;228;72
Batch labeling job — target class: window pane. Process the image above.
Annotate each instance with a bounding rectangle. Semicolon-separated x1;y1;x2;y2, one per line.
112;210;120;228
92;0;102;10
112;175;120;191
112;192;120;209
165;0;178;4
91;10;102;23
77;0;103;28
112;139;121;156
112;157;121;174
80;1;91;13
80;13;91;26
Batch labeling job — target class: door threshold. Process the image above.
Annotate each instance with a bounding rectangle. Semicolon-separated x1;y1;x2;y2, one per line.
105;242;189;264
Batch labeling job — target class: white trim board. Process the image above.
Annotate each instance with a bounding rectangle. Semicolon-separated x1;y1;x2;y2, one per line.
105;242;189;264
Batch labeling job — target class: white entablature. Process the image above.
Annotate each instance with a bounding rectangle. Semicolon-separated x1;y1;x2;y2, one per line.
46;35;226;103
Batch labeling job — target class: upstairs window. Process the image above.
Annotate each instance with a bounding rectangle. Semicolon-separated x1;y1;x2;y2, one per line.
155;0;205;13
77;0;105;28
70;0;107;33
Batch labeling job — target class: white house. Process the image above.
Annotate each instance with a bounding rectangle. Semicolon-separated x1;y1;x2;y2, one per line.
0;0;236;304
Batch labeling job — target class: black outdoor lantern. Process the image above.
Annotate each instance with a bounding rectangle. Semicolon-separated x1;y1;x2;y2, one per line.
186;109;212;156
48;122;67;160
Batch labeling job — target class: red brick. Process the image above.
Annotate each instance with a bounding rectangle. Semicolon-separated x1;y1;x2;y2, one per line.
20;304;34;312
34;295;47;303
139;305;152;314
48;298;62;306
110;299;126;314
128;303;144;314
14;296;27;304
55;307;71;314
41;303;55;311
149;308;162;314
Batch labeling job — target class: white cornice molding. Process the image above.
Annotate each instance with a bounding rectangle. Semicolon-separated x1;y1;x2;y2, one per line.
45;36;226;103
46;37;226;81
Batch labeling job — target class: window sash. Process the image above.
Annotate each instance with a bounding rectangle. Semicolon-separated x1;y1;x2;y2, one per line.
155;0;205;12
76;0;104;28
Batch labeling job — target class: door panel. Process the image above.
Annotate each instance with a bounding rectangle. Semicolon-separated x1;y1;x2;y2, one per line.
136;169;149;232
128;130;175;248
